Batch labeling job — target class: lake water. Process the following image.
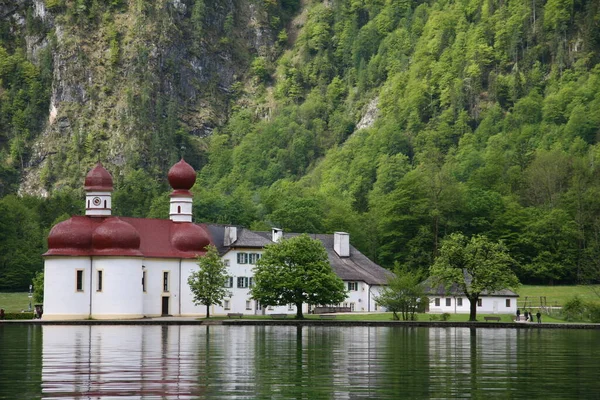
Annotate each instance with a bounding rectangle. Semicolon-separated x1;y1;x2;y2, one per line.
1;324;599;399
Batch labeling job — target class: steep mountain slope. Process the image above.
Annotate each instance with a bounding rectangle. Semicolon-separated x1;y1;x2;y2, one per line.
2;0;600;290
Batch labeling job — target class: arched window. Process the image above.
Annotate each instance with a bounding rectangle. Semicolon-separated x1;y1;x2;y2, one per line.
87;200;90;208
178;206;181;213
104;200;107;208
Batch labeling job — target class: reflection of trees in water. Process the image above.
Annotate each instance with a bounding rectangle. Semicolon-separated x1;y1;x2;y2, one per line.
252;326;340;398
0;325;43;399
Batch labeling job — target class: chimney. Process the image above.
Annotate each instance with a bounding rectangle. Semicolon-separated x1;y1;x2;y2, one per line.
224;226;237;247
334;232;350;257
272;228;283;243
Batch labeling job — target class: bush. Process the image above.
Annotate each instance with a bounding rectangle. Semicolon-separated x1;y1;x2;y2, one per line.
562;295;585;321
587;303;600;323
2;312;35;320
440;313;451;321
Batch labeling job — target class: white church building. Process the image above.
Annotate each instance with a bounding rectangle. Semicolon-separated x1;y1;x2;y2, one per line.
43;160;392;320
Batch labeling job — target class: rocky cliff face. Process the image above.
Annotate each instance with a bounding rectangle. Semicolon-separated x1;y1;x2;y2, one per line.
5;0;283;195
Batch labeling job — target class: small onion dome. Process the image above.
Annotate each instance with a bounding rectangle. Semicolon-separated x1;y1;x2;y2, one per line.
171;223;210;254
168;159;196;196
85;162;113;192
92;217;142;256
46;216;94;255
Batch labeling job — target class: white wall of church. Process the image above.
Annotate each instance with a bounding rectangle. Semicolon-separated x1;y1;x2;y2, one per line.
44;257;92;320
142;259;180;317
91;257;144;319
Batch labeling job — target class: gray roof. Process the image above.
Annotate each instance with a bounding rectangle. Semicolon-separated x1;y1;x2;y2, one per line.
205;226;392;285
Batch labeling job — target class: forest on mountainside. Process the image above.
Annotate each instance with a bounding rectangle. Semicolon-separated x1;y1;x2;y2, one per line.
1;0;600;291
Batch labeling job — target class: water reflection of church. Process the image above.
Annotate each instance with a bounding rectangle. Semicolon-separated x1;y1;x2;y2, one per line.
43;160;392;319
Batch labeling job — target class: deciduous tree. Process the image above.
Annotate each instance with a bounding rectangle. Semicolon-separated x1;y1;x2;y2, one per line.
187;245;230;318
251;234;346;319
430;233;519;321
375;265;424;321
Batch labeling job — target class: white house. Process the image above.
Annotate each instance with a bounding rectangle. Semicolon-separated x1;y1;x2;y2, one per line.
43;160;392;320
423;277;519;315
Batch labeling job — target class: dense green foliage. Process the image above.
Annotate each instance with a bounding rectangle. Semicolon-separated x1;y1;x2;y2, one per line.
251;234;347;318
430;232;519;320
375;265;424;320
187;245;230;318
2;0;600;290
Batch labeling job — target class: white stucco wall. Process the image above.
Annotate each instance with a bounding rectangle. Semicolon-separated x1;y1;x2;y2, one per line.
142;259;181;317
43;257;92;320
428;295;518;314
91;257;144;319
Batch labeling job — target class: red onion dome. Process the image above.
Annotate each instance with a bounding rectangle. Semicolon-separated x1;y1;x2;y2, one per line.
85;162;113;191
46;216;94;255
92;217;142;256
171;223;211;254
168;159;196;192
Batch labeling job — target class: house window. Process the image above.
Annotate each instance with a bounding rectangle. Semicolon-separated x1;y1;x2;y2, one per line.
350;303;355;311
224;300;230;310
163;271;169;292
434;298;440;307
237;253;248;264
506;299;511;307
348;282;358;291
224;277;233;288
477;299;482;307
142;270;147;292
249;277;254;287
457;298;462;306
224;259;230;267
248;253;261;264
76;270;84;292
267;306;274;310
288;304;294;311
445;298;451;307
374;303;379;311
97;270;103;292
246;300;252;310
237;277;249;288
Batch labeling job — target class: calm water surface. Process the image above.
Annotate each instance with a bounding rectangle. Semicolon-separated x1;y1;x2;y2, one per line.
0;325;599;399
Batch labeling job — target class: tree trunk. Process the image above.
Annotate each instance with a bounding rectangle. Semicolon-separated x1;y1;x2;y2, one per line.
468;296;478;321
206;304;210;319
295;302;304;319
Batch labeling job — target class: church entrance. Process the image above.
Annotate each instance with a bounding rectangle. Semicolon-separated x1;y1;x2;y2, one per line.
161;296;169;316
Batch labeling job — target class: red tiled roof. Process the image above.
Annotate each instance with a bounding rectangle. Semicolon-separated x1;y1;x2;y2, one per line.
44;216;212;259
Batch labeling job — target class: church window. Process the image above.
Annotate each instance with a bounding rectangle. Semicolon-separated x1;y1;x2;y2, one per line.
76;270;84;292
142;270;147;292
97;270;103;292
104;200;107;208
163;271;169;292
177;206;181;213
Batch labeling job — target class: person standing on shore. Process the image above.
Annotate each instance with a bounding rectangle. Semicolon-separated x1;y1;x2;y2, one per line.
536;311;542;323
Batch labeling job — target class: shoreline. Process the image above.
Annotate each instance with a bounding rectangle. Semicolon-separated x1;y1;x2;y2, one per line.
1;318;599;329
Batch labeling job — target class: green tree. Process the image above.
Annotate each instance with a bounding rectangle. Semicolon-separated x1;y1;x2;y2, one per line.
251;234;346;319
32;271;44;304
375;265;424;321
187;245;230;318
430;233;519;321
